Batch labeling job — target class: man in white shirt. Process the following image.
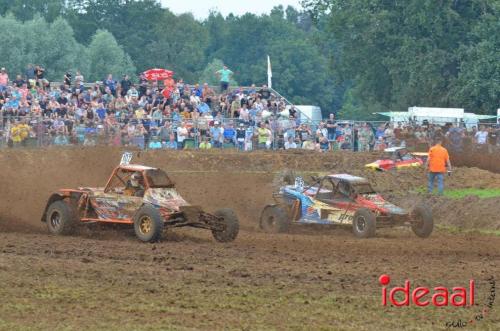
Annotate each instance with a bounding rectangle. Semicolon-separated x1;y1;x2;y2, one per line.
475;126;488;145
176;122;188;150
284;136;297;150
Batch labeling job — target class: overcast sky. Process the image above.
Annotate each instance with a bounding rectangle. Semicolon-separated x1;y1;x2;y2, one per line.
160;0;303;19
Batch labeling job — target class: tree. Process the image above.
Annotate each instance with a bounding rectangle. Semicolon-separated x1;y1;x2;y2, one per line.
268;39;332;113
30;17;82;80
0;14;82;80
305;0;500;116
146;11;208;82
452;3;500;114
0;14;26;76
0;0;64;22
87;29;136;81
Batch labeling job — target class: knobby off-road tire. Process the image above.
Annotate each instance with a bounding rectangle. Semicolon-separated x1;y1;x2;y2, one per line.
212;209;239;243
352;208;376;238
134;205;164;243
411;204;434;238
46;200;78;235
259;205;290;233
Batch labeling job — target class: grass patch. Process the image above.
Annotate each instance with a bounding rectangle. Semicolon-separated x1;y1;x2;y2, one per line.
415;187;500;199
437;224;500;236
444;187;500;199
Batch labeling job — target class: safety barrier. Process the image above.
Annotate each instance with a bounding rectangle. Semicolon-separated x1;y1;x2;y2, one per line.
2;114;498;153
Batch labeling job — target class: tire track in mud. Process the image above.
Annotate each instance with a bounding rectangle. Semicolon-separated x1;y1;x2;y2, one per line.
1;147;499;233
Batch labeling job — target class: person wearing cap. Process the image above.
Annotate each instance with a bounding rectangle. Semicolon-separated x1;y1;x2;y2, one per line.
0;67;9;92
124;172;145;197
210;121;224;148
425;137;452;195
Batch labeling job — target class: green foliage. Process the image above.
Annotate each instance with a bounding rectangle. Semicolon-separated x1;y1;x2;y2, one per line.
0;0;64;22
146;11;208;82
0;14;81;80
86;29;136;82
204;11;335;114
305;0;500;115
444;188;500;199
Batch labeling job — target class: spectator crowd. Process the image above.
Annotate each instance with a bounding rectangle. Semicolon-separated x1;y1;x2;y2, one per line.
1;65;499;153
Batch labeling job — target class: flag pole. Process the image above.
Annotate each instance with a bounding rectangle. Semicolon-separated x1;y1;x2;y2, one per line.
267;55;272;89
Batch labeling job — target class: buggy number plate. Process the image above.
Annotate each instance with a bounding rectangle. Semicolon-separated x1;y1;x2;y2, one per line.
120;152;133;165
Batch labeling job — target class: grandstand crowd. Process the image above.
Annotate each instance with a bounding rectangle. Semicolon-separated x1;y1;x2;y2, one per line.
1;66;499;152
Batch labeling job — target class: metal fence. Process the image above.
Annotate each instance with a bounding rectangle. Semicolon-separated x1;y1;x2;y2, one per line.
2;114;499;152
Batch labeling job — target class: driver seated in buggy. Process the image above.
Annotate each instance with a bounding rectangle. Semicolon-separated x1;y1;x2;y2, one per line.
124;172;145;197
394;148;413;161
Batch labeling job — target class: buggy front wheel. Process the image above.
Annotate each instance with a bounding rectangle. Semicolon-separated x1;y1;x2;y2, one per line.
352;208;376;238
133;205;164;243
212;209;239;243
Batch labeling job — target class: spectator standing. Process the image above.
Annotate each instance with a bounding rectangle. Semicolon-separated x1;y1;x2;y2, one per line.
326;113;337;149
176;122;188;150
215;65;233;93
236;123;246;150
35;65;47;89
230;95;240;118
210;121;224;148
425;138;452;195
474;125;488;146
64;71;72;86
0;68;9;92
358;123;374;152
488;126;499;152
120;75;132;96
25;64;35;85
258;85;271;100
104;74;117;96
384;124;395;147
257;122;270;149
75;70;84;84
284;136;297;150
223;122;236;146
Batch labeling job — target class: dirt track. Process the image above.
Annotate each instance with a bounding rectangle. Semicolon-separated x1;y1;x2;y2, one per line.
0;148;499;330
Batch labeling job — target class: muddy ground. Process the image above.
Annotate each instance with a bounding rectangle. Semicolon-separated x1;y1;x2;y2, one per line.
0;148;499;330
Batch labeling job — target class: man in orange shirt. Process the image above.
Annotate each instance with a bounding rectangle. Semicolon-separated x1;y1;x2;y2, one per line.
425;138;452;195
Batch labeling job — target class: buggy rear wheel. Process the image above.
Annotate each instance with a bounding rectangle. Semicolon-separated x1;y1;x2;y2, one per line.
134;205;164;243
212;209;239;243
46;200;77;235
411;204;433;238
259;205;289;233
352;208;376;238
